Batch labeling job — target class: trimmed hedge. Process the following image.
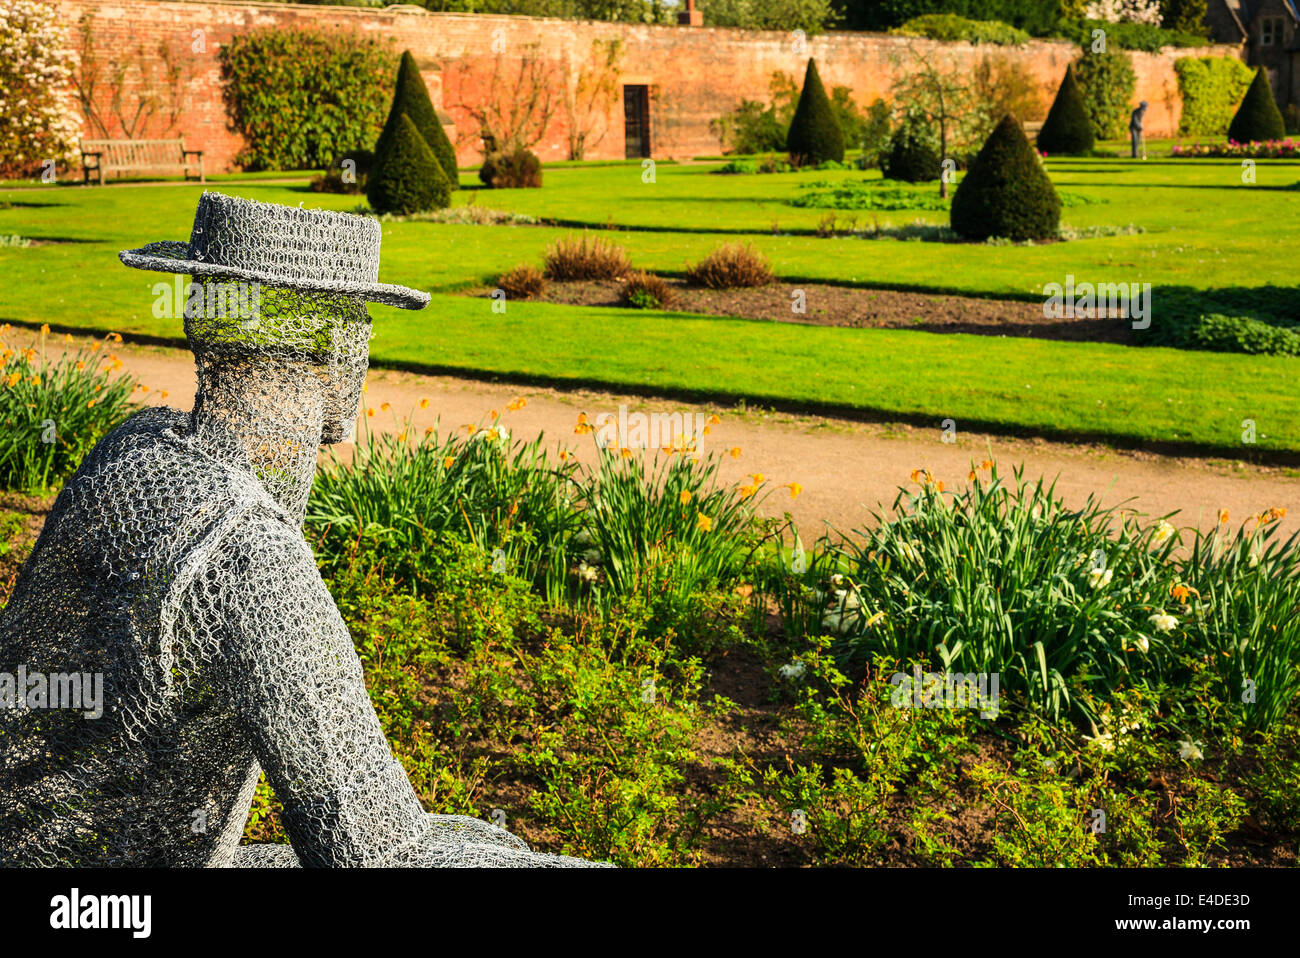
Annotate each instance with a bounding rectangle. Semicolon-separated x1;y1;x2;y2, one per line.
950;114;1060;241
1075;47;1137;141
891;13;1029;44
1055;19;1209;52
374;50;458;190
367;113;450;215
1175;56;1255;136
219;28;394;171
882;114;942;182
786;58;845;166
479;149;544;189
1228;68;1286;144
1037;63;1094;155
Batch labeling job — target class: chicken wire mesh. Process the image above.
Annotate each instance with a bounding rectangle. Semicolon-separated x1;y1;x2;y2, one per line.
0;196;604;868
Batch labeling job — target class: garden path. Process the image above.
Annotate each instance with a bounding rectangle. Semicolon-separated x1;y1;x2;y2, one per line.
81;336;1300;541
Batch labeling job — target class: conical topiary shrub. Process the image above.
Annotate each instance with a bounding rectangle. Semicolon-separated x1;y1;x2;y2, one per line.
1228;67;1286;143
1037;64;1094;155
786;58;845;167
374;50;459;190
367;112;450;215
951;114;1060;241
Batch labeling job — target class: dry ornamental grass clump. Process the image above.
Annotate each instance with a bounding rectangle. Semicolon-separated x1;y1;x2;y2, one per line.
686;243;774;289
543;233;631;281
620;270;674;309
496;264;548;300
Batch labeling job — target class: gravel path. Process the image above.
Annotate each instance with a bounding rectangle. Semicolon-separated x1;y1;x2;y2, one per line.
67;333;1297;542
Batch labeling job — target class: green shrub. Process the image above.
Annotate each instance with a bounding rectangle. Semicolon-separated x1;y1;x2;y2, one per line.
791;178;950;211
620;271;674;309
1055;18;1208;52
881;114;942;183
1228;68;1286;144
786;58;845;166
1162;0;1208;37
374;50;459;191
219;28;394;171
1037;63;1095;155
710;98;787;155
0;330;138;492
366;113;450;215
891;13;1030;45
1174;56;1255;136
1188;313;1300;356
478;149;543;189
1075;47;1137;140
1133;286;1300;356
951;114;1060;241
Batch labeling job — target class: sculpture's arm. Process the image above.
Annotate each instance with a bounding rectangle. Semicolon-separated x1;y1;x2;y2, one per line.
188;509;438;865
189;509;603;867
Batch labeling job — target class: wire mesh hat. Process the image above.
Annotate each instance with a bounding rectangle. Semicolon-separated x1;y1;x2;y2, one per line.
118;191;430;310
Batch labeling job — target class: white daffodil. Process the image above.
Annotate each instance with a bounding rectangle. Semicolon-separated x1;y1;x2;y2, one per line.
1249;549;1261;568
1148;611;1178;633
778;660;806;680
1133;635;1150;654
1152;520;1176;545
1178;739;1204;762
577;561;598;583
830;573;845;587
582;548;602;564
896;541;922;565
1088;567;1113;590
1084;731;1115;752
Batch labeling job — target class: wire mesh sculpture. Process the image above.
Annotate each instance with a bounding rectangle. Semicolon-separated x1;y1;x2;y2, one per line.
0;192;605;867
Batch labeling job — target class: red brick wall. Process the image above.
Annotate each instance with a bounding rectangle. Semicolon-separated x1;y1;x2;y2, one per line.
53;0;1243;172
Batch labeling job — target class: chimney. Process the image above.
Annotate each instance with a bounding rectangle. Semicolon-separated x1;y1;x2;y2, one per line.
678;0;703;26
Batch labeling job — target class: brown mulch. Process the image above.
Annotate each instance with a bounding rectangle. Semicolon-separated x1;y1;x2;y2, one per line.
503;278;1135;345
0;492;51;603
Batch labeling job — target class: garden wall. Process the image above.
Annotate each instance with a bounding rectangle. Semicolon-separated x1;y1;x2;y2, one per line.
53;0;1242;172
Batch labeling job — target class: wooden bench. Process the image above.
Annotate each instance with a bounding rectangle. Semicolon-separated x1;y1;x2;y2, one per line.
80;138;204;186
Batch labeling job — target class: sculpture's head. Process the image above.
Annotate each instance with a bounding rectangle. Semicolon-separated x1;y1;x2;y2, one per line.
117;191;429;446
183;285;373;444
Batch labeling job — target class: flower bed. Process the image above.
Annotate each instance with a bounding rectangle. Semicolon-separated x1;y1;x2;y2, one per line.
1172;139;1300;159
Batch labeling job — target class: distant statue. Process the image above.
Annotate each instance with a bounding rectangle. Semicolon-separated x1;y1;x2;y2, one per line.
0;192;605;868
1130;101;1149;159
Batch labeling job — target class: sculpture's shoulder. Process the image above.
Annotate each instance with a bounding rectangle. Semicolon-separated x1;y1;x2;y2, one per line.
40;406;288;577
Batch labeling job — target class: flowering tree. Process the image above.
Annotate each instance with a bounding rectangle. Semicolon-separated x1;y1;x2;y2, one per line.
1083;0;1163;25
0;0;81;179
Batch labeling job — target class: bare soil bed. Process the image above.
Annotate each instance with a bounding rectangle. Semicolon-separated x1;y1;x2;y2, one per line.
509;279;1134;345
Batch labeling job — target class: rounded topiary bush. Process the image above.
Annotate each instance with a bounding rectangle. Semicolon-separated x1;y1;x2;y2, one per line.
786;58;845;167
479;149;543;189
374;50;458;190
1037;64;1094;155
1228;68;1286;143
367;112;450;214
881;113;941;183
950;114;1060;241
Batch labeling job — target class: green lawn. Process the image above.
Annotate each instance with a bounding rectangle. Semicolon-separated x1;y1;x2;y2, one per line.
1;156;1296;456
